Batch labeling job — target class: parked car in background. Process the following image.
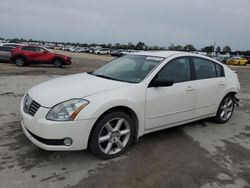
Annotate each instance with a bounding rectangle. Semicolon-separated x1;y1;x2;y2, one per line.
20;51;240;159
3;43;23;48
11;45;72;67
82;47;90;53
243;56;250;64
89;46;102;53
110;49;123;57
119;49;137;56
0;46;15;62
94;48;110;55
215;56;230;64
226;57;247;66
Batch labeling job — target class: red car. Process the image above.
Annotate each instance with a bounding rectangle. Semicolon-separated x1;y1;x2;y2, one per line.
11;45;72;67
244;56;250;64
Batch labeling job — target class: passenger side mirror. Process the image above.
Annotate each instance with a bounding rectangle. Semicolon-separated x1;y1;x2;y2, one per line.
149;79;174;88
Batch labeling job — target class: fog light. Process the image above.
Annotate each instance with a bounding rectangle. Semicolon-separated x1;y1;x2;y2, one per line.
64;138;73;146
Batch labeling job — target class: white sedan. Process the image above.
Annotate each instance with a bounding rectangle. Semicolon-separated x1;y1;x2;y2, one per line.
94;48;110;55
20;51;240;159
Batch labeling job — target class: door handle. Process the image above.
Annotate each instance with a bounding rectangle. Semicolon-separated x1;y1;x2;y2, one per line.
186;86;195;91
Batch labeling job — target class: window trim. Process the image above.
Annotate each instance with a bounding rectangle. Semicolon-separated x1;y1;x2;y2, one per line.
214;62;225;77
190;56;225;80
149;56;193;86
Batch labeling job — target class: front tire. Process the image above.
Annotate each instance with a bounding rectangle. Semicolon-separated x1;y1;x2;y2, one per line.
213;94;235;123
54;59;63;68
90;111;135;159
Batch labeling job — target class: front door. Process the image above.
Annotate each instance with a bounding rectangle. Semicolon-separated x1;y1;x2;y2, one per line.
145;57;195;130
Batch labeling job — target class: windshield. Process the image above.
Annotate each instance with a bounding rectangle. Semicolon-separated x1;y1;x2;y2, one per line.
42;47;53;53
91;55;164;83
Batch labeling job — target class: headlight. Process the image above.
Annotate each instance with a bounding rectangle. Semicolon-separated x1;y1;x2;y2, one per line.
46;99;89;121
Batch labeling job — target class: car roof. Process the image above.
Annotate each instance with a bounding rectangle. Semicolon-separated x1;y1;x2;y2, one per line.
132;51;193;58
20;45;43;48
131;50;225;66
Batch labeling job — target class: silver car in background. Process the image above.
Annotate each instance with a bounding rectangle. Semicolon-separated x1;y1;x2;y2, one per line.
0;46;14;62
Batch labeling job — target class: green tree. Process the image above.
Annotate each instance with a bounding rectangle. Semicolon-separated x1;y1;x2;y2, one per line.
136;42;145;50
127;42;135;49
202;46;214;54
183;44;196;51
168;43;175;50
216;46;221;52
223;45;231;53
168;44;184;51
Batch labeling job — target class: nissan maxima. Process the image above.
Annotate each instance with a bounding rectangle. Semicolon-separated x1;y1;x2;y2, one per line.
20;51;240;159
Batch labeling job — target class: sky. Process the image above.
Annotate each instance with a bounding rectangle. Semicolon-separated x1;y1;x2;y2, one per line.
0;0;250;50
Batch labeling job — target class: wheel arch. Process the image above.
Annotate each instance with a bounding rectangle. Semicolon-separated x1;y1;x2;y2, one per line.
87;105;139;149
13;55;26;61
52;56;64;62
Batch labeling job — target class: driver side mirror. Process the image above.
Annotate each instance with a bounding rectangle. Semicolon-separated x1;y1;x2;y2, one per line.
149;79;174;88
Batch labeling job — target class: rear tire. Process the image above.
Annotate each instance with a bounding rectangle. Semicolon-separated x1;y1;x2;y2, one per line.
15;57;25;67
54;59;63;68
90;111;135;159
213;94;235;124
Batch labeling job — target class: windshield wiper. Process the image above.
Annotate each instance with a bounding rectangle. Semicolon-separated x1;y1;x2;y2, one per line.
94;74;124;82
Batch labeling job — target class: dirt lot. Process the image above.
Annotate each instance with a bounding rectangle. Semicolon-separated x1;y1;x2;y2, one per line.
0;50;114;76
0;52;250;188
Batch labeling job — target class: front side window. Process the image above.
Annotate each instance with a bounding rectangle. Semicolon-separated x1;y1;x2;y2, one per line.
91;55;164;83
156;57;191;83
192;57;216;79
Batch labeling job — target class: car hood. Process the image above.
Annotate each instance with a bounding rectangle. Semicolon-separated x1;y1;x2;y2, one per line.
28;73;130;107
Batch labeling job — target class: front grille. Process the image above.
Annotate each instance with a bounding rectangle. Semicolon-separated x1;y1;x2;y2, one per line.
23;94;41;116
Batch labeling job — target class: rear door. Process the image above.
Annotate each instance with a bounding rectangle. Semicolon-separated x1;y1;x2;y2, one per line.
191;57;226;117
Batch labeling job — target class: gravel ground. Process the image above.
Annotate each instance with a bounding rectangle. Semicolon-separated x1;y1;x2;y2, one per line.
0;50;113;76
0;53;249;188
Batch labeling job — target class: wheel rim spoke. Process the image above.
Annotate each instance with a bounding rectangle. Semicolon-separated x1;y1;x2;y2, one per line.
227;99;232;107
99;134;110;143
104;142;113;154
221;110;225;118
120;129;130;136
105;122;113;133
116;140;124;149
113;119;123;131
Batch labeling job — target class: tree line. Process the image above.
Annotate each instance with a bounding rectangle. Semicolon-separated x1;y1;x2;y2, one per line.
1;37;250;55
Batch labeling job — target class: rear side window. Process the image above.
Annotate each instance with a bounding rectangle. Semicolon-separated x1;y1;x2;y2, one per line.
157;57;191;83
215;63;225;77
21;46;35;51
192;57;216;79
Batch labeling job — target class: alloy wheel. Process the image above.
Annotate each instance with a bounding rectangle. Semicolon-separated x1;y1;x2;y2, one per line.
98;118;131;155
220;97;234;121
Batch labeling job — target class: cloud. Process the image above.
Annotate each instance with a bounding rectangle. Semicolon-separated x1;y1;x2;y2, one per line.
0;0;250;50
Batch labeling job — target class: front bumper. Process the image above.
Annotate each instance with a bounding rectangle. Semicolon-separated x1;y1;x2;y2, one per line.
20;98;96;151
64;59;72;65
